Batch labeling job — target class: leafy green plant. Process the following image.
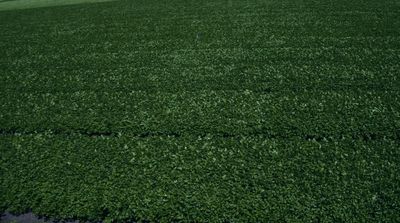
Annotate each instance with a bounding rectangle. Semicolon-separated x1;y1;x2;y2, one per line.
0;0;399;222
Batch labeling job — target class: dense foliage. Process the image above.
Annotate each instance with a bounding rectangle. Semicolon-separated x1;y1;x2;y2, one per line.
1;0;400;222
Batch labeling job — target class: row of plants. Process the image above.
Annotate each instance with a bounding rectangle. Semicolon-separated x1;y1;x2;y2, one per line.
1;90;399;139
1;134;399;222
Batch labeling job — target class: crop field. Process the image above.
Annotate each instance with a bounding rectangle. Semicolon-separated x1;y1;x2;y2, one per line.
0;0;115;11
1;0;400;222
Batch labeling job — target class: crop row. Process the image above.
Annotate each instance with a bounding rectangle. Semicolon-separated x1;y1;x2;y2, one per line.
1;91;399;139
1;66;398;94
1;134;399;222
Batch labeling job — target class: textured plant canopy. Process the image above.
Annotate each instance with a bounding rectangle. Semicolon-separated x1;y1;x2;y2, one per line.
0;0;400;222
0;0;114;11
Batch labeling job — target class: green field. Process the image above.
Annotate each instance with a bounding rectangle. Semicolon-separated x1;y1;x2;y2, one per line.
0;0;114;11
1;0;400;222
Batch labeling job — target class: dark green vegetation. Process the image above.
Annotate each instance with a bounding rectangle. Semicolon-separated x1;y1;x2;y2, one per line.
0;0;115;11
1;0;400;222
